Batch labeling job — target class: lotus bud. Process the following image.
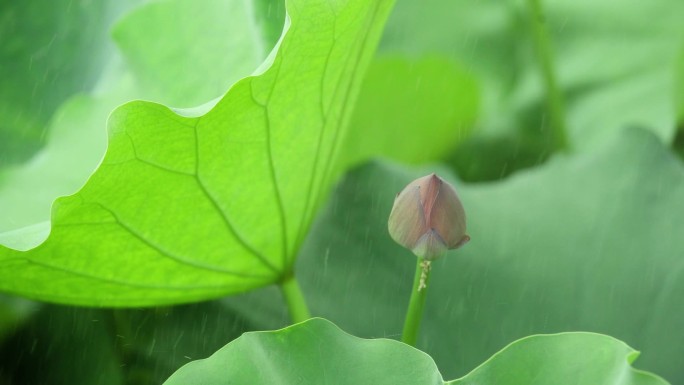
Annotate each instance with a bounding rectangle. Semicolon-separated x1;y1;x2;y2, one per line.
388;173;469;260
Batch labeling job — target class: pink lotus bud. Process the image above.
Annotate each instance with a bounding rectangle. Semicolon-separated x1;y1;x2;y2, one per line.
388;173;469;260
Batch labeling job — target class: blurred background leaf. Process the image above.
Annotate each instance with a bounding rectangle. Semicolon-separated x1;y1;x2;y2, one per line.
0;0;141;166
112;0;275;107
341;55;479;170
378;0;684;181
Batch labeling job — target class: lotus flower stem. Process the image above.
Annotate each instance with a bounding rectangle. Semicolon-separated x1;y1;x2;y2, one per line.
526;0;569;152
280;273;311;324
402;258;432;346
389;173;469;345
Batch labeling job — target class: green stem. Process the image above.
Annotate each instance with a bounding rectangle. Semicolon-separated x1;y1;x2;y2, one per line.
280;273;311;323
402;259;432;346
526;0;570;152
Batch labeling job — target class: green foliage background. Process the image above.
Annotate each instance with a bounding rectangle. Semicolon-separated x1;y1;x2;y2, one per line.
1;0;683;383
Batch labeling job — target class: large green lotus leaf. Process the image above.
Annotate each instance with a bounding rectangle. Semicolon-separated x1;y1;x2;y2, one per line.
0;0;141;166
380;0;684;151
340;55;479;169
112;0;271;108
163;318;665;385
225;128;684;383
0;0;395;306
164;318;441;384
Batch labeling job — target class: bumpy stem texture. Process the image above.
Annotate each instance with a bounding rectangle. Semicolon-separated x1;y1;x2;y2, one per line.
402;259;432;346
280;273;311;324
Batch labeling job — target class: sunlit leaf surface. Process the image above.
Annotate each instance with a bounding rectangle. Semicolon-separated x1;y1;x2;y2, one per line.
0;0;395;306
